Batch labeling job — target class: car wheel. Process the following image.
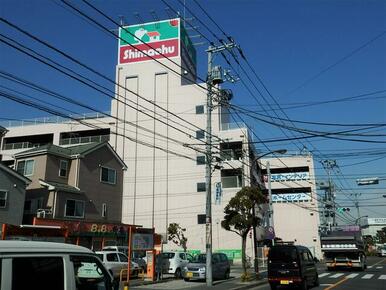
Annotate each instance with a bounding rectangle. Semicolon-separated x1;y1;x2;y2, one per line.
314;273;320;287
224;270;230;280
327;267;334;271
269;283;277;290
300;278;307;290
184;278;190;282
175;268;182;278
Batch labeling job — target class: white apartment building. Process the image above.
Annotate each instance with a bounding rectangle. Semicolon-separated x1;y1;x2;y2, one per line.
0;18;268;260
261;155;322;259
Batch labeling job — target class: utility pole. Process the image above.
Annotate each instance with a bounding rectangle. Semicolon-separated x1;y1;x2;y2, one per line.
205;41;237;287
266;161;274;246
321;160;337;229
351;193;361;220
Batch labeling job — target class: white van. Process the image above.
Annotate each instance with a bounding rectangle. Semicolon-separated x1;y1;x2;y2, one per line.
0;240;115;290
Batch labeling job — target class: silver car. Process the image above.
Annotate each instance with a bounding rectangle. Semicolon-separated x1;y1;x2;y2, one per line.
95;251;140;279
183;253;230;281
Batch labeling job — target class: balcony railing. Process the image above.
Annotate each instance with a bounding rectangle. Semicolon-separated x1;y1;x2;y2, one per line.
59;134;110;145
220;122;246;131
221;176;243;188
2;142;43;150
0;111;110;128
220;149;243;161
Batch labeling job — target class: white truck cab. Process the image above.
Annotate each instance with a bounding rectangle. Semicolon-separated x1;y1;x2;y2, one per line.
0;240;114;290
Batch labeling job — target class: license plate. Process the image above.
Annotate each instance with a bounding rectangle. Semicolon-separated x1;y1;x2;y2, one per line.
280;280;290;285
186;272;193;278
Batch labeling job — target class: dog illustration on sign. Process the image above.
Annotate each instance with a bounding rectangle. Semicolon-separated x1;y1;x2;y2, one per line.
134;28;161;43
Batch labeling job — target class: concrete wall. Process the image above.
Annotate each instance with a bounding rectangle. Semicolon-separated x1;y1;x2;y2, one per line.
261;155;322;259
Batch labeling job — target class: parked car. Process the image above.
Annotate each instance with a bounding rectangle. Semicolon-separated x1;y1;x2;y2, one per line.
96;251;140;279
182;253;230;281
102;246;147;271
377;245;386;257
268;244;319;290
162;251;193;278
0;240;114;290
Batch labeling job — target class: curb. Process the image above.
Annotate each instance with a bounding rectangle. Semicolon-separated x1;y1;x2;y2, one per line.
228;279;268;290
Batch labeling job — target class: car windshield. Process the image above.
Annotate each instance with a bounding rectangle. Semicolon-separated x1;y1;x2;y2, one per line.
269;247;298;263
191;254;206;263
162;253;175;259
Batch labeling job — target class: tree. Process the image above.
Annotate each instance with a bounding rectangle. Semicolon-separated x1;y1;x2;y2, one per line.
375;227;386;244
221;186;266;276
168;223;188;252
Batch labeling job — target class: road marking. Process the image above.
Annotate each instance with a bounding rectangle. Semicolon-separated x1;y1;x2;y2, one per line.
376;266;382;269
361;274;374;279
367;266;373;269
320;284;333;286
319;273;330;277
379;275;386;280
330;273;344;278
325;277;348;290
346;273;359;279
370;258;386;267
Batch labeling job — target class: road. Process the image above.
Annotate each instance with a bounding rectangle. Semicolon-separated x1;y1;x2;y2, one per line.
253;256;386;290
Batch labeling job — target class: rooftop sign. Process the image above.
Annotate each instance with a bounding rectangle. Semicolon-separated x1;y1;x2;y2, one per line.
118;18;180;64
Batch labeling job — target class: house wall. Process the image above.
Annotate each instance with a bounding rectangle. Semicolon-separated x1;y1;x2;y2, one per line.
45;155;71;184
77;146;123;222
17;155;47;189
0;170;27;225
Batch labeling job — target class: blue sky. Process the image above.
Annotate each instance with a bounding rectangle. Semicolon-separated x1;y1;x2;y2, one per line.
1;0;385;222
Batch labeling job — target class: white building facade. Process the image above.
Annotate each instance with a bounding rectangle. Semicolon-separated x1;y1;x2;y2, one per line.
0;18;268;260
261;155;322;259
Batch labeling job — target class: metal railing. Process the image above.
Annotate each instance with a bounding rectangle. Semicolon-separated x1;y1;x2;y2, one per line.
2;142;44;150
220;149;243;161
0;111;110;128
59;134;110;145
220;122;246;131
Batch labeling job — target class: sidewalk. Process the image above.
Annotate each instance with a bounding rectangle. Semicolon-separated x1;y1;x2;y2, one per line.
127;265;268;290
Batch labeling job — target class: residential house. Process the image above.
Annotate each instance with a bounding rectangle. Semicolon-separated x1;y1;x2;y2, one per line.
14;142;126;224
0;162;31;225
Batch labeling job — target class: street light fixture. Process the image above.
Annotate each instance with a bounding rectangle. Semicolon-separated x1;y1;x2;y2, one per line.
252;149;287;274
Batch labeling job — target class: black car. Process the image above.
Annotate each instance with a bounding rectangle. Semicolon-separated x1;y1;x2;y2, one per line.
268;245;319;290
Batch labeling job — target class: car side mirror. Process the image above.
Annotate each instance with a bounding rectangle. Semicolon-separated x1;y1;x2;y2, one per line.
313;257;318;263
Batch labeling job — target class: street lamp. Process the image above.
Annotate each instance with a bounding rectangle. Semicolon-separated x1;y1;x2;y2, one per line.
252;149;287;273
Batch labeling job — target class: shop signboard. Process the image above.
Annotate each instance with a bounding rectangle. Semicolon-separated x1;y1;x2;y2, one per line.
272;193;311;202
264;172;310;182
119;18;180;64
132;233;154;250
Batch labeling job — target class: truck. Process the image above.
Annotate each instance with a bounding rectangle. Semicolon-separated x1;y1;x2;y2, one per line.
321;225;366;271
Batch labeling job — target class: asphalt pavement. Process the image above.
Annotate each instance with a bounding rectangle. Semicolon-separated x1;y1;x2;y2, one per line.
252;256;386;290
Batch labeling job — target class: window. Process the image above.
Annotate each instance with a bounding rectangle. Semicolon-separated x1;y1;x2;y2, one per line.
118;253;128;263
59;160;68;177
196;130;205;140
12;257;64;290
197;182;206;192
196;155;206;165
179;253;185;260
102;203;107;217
71;255;111;290
0;190;7;208
106;253;119;262
65;199;85;218
16;159;34;176
100;166;116;184
196;105;204;114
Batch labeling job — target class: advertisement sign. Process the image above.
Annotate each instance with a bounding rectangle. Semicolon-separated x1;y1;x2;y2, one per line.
264;172;310;182
119;18;180;64
367;218;386;225
272;193;311;202
132;233;154;250
215;182;222;205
